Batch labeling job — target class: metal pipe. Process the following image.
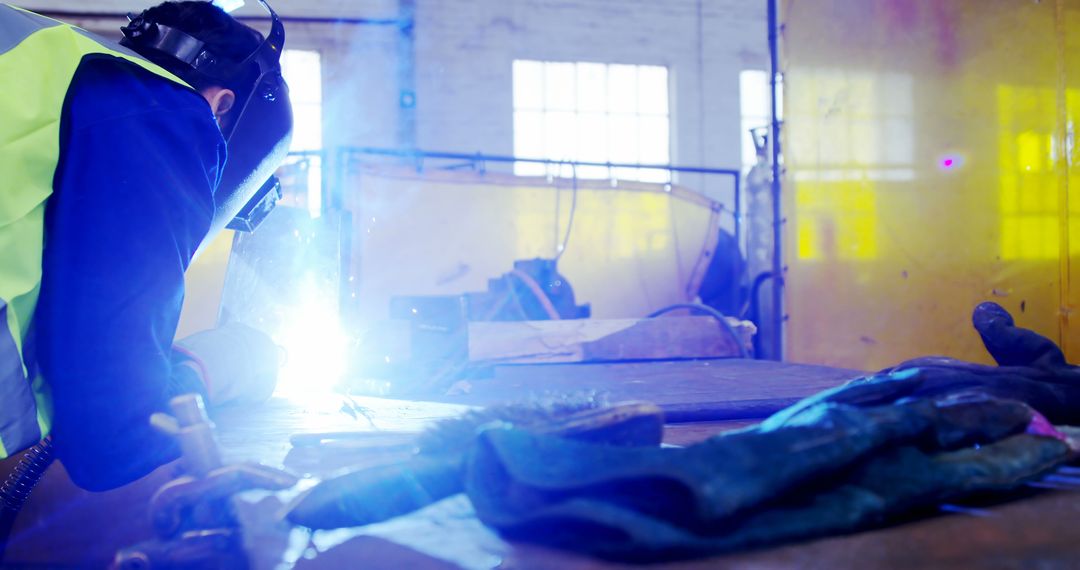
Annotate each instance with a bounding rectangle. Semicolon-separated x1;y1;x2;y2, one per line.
767;0;785;362
396;0;418;148
343;147;742;177
35;10;408;27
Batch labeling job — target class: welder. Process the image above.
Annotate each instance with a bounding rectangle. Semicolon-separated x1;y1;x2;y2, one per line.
0;0;291;523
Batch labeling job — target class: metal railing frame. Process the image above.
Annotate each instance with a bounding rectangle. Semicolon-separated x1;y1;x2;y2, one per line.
291;147;744;249
284;146;756;353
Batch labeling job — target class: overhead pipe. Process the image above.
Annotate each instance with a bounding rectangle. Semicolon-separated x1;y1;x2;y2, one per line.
342;147;742;177
34;10;409;27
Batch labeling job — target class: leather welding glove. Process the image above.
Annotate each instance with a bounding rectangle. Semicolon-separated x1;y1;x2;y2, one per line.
463;396;1073;561
765;302;1080;427
173;321;281;406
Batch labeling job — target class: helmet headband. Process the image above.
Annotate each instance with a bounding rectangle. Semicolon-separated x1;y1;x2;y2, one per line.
120;0;294;239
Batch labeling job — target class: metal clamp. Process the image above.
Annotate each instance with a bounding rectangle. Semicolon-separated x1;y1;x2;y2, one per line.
113;395;297;570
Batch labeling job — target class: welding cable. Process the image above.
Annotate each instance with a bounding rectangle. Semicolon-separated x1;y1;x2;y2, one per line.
0;436;55;561
554;163;579;262
508;269;562;320
646;303;750;359
505;279;535;321
742;270;775;320
743;271;776;358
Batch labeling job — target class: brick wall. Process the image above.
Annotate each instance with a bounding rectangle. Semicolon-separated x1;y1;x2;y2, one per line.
22;0;767;205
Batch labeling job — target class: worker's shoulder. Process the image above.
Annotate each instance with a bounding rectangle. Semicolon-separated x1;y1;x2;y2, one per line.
65;55;217;134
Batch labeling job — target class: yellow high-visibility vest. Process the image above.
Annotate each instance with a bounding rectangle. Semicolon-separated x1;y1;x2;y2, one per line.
0;4;195;457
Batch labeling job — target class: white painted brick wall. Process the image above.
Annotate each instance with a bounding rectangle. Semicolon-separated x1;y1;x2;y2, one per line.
413;0;767;208
23;0;767;208
22;1;405;151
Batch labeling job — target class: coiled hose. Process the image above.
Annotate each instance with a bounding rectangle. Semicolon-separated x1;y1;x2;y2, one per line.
646;303;750;359
0;437;55;561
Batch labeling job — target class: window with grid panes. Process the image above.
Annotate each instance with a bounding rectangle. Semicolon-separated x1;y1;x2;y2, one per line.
513;60;671;183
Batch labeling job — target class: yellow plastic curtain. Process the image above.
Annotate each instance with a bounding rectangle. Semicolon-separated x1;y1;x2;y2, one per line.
782;0;1079;369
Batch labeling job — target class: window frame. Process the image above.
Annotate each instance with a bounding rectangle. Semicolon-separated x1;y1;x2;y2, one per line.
512;59;672;183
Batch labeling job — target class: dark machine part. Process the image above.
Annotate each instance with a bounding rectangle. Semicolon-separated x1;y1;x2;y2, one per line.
390;258;591;324
386;295;470;390
696;228;747;319
471;258;591;321
0;437;55;561
121;0;293;236
378;259;590;394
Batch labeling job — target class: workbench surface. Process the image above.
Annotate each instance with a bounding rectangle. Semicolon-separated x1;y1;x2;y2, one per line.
206;358;1080;568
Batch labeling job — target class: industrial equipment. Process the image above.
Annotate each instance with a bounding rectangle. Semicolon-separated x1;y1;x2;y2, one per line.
113;395;296;569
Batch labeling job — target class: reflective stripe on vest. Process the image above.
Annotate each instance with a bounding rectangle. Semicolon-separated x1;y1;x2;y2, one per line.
0;4;58;55
0;4;194;457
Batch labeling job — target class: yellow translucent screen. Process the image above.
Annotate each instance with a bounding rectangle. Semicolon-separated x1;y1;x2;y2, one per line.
345;168;721;321
782;0;1078;368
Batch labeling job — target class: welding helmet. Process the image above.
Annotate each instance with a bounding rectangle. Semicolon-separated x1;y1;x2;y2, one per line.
120;0;293;242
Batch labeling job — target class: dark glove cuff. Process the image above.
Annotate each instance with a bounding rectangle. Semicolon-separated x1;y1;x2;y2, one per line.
169;347;211;403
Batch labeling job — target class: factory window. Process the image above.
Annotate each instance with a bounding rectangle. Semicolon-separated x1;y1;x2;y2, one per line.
279;49;324;217
787;71;914;180
787;71;915;261
996;85;1080;260
512;60;670;183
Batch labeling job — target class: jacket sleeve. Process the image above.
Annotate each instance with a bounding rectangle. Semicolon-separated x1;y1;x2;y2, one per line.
36;58;224;491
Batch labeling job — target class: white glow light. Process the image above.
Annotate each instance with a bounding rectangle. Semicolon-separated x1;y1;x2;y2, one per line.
273;280;348;398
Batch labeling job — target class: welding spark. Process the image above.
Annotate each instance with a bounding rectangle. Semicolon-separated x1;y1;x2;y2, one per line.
273;279;348;397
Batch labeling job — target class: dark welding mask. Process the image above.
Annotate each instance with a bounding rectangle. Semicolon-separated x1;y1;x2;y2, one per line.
120;0;293;241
